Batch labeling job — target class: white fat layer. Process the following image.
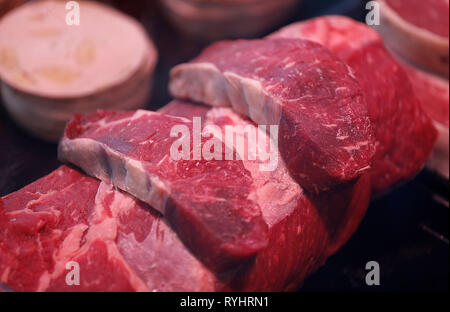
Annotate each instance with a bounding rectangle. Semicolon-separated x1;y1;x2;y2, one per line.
60;137;170;216
170;62;282;127
170;63;231;108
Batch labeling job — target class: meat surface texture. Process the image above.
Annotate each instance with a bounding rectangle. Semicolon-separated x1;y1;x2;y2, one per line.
1;100;371;291
270;16;437;196
0;0;157;142
398;58;449;179
58;110;269;271
376;0;449;77
169;38;375;194
399;60;449;128
384;0;449;38
0;166;217;292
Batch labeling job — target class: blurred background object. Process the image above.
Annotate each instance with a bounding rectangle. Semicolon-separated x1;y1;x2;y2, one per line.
0;0;157;142
159;0;302;41
0;0;25;19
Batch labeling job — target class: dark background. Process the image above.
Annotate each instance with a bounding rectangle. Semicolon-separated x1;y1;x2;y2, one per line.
0;0;448;292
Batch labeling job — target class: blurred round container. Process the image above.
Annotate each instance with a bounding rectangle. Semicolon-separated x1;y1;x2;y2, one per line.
159;0;301;41
0;0;158;142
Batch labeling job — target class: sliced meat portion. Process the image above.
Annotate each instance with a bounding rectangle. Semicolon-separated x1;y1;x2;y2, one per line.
384;0;449;38
270;16;437;196
159;0;299;40
169;38;375;193
0;0;25;19
58;110;268;271
0;0;157;142
0;166;217;292
376;0;449;76
2;102;371;291
399;60;449;127
161;100;303;228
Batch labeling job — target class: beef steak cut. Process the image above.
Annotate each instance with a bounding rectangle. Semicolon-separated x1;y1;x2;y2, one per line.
376;0;449;77
169;38;375;194
270;16;437;196
58;110;268;271
397;57;449;179
1;102;372;291
160;100;372;290
0;166;217;291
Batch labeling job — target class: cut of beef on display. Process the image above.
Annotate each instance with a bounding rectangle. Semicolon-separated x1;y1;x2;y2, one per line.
0;0;158;142
382;0;449;38
0;166;217;291
58;110;269;271
1;101;371;291
159;0;300;40
160;100;304;230
269;16;437;196
2;8;441;291
402;65;449;127
160;100;371;288
169;38;376;194
376;0;449;77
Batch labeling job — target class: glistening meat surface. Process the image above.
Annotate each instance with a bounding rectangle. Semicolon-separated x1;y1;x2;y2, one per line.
169;38;376;194
270;16;437;196
58;110;268;271
397;58;449;179
384;0;449;38
0;166;217;292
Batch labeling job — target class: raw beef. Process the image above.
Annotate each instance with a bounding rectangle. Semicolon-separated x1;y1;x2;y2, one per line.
399;61;449;127
169;38;376;194
0;0;157;142
0;0;25;19
0;166;217;292
398;58;449;179
58;110;268;271
270;16;437;196
159;0;299;40
162;100;371;251
1;101;371;291
384;0;449;38
376;0;449;76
